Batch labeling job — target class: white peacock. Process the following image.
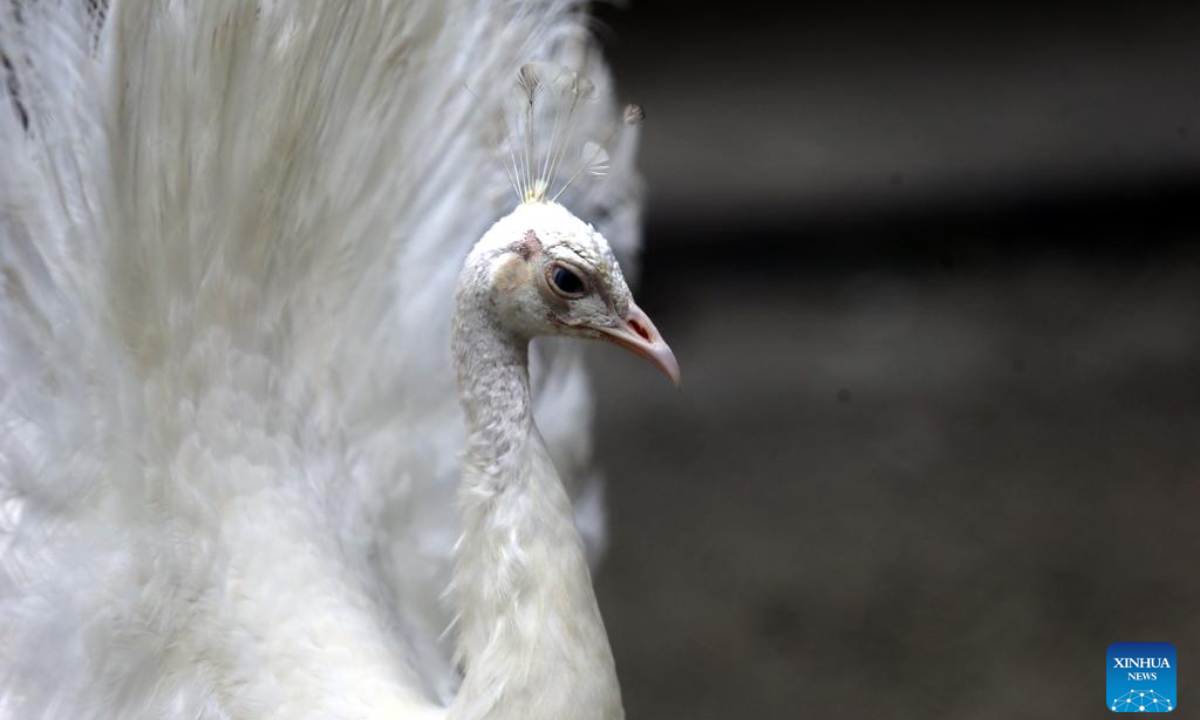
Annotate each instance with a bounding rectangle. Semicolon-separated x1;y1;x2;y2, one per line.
0;2;675;719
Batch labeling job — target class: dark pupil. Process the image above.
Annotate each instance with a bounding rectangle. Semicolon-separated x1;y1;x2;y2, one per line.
553;267;584;294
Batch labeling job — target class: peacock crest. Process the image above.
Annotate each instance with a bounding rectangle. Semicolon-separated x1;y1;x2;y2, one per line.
498;62;644;205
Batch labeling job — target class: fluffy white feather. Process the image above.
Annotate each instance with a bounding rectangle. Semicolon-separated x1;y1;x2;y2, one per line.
0;1;641;718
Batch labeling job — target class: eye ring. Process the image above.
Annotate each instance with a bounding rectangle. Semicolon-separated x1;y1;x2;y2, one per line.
547;264;587;298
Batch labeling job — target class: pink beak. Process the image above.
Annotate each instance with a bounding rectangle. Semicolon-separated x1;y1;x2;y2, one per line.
596;300;681;388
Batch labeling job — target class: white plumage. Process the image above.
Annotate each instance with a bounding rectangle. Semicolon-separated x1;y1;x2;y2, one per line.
0;2;668;718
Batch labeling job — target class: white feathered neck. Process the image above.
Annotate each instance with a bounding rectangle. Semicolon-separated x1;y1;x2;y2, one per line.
446;217;623;720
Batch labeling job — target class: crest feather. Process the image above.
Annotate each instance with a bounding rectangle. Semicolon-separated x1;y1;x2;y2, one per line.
497;63;639;205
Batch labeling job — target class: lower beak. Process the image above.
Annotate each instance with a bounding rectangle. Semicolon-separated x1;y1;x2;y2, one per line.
596;300;681;388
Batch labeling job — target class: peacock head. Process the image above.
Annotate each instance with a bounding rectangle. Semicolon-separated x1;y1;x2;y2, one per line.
463;200;680;387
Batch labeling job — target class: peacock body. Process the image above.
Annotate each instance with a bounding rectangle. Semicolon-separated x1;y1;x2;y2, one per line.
0;2;664;718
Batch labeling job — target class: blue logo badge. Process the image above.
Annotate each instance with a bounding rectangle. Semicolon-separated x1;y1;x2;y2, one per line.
1108;642;1176;712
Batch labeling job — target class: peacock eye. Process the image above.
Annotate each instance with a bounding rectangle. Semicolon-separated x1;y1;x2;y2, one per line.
550;266;586;297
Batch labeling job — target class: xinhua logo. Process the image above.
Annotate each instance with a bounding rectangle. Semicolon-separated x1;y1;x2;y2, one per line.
1108;642;1176;712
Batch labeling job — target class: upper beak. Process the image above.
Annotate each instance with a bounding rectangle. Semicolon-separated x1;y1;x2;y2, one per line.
596;300;681;388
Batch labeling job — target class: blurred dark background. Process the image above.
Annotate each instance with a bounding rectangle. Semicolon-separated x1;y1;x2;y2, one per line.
586;2;1200;718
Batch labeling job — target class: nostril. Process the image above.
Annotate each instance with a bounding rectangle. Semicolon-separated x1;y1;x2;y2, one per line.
628;318;652;343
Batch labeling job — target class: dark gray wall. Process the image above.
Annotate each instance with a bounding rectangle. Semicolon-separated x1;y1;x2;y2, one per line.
589;3;1200;718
